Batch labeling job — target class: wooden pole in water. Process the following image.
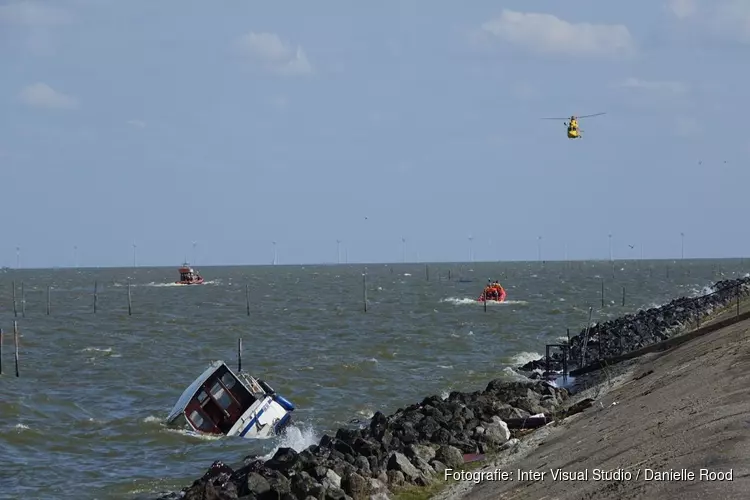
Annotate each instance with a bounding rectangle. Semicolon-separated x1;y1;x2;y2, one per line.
21;282;25;318
484;296;487;313
425;264;429;281
448;270;451;281
245;284;250;316
0;327;3;375
46;285;50;315
622;286;625;307
13;321;19;377
238;338;242;372
566;328;570;345
362;272;368;312
12;281;17;317
93;281;98;313
127;281;132;315
601;279;605;308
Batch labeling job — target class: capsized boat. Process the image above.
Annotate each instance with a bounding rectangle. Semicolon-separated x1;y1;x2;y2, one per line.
477;282;507;303
165;360;294;438
177;262;204;285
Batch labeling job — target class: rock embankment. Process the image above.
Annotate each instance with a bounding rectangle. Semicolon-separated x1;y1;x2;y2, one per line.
157;277;750;500
519;277;750;375
158;379;570;500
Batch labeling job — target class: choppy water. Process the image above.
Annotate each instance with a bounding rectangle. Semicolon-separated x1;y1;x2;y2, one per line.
0;259;746;499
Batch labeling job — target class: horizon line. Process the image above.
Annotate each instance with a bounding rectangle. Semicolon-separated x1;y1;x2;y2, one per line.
2;256;747;272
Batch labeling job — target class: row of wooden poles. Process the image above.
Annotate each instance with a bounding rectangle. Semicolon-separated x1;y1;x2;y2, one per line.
6;280;259;317
8;280;133;317
0;321;20;377
6;266;450;317
3;271;677;317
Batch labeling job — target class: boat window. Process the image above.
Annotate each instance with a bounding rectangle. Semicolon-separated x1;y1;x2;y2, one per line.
197;390;208;404
211;381;233;410
221;372;236;390
189;409;214;432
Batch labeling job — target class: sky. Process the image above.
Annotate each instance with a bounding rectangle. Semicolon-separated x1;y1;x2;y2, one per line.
1;0;750;268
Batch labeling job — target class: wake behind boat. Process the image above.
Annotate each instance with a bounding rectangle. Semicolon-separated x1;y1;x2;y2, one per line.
478;279;507;303
165;360;294;439
176;262;204;285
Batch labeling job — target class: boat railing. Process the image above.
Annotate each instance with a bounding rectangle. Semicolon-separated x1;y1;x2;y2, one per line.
237;371;264;394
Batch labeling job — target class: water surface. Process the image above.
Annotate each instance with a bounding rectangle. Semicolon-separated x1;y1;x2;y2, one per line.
0;259;744;499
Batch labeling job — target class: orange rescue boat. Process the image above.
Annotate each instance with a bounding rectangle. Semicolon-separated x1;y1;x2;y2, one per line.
177;263;204;285
477;281;507;303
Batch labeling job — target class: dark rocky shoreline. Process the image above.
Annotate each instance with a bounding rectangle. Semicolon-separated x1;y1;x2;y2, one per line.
154;277;750;500
157;379;571;500
519;277;750;376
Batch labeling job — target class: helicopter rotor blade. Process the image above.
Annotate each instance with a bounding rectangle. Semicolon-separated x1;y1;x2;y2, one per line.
577;112;606;119
542;117;567;120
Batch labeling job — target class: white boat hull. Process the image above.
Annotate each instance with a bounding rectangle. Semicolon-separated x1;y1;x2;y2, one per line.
227;395;292;439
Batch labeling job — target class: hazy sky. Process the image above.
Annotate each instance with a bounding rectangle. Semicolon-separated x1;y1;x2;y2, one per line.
2;0;749;268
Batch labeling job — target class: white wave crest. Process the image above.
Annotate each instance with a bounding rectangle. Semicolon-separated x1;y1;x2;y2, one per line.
501;366;530;381
81;347;113;354
163;427;223;441
509;351;543;366
261;423;320;461
441;297;528;306
441;297;477;305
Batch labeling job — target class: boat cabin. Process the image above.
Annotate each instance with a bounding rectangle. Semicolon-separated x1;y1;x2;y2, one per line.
178;263;202;284
167;361;264;435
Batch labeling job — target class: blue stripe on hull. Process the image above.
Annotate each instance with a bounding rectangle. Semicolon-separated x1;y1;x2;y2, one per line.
239;407;267;437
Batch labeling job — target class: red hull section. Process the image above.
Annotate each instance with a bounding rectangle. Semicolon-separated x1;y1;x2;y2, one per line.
177;278;204;285
477;288;507;303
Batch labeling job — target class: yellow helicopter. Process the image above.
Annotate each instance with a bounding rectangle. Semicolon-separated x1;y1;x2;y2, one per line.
542;112;606;139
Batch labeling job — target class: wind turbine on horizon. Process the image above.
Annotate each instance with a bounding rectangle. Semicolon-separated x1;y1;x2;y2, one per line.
74;245;78;268
192;241;197;265
132;242;137;268
336;239;341;264
401;237;406;263
272;241;277;265
537;236;542;263
680;232;685;260
608;233;613;262
16;246;20;269
468;235;474;263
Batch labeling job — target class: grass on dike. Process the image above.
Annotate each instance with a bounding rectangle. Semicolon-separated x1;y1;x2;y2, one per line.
392;458;487;500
